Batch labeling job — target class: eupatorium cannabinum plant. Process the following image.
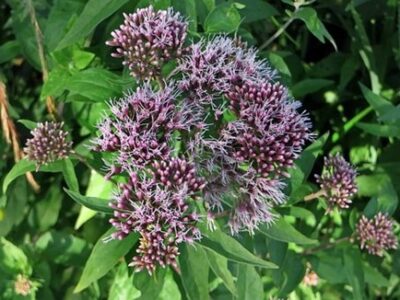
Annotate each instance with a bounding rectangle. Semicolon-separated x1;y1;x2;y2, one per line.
92;5;313;273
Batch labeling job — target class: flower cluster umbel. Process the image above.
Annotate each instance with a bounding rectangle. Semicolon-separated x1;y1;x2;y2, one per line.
96;6;313;273
315;154;358;209
356;212;397;256
24;121;72;170
107;6;187;80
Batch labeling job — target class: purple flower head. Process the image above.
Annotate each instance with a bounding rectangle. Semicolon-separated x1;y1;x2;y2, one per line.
356;212;397;256
130;231;180;274
229;197;275;235
24;121;72;170
107;6;188;80
93;83;195;172
228;175;284;234
315;154;357;209
152;157;206;193
177;36;275;105
108;176;200;273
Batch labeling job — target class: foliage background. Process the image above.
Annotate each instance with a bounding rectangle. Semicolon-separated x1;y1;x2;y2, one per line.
0;0;399;299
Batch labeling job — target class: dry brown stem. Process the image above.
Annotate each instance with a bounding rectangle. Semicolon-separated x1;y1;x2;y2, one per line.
0;82;40;192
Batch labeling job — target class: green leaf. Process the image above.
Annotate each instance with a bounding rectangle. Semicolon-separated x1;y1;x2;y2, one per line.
275;251;306;296
65;68;131;102
2;159;65;194
199;228;277;269
28;184;62;232
75;171;114;229
0;178;28;236
179;244;210;300
357;172;398;216
56;0;131;50
363;263;389;287
259;218;317;245
359;83;394;119
237;264;263;300
237;0;278;23
41;67;71;100
64;188;113;214
158;269;182;300
343;248;365;300
205;249;237;295
108;263;141;300
134;268;167;300
295;7;337;50
74;228;139;292
62;159;79;192
204;3;241;33
171;0;197;32
0;237;31;276
0;40;21;64
35;231;90;266
291;78;334;98
18;119;37;130
43;0;86;51
356;122;400;138
309;249;347;284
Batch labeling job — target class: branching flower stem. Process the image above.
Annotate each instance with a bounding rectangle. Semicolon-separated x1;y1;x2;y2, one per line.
259;0;316;51
303;236;353;255
304;189;327;202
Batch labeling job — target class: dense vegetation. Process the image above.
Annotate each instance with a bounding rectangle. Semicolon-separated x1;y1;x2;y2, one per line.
0;0;399;299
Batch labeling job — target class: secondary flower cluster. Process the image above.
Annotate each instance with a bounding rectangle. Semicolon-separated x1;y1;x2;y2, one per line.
109;171;203;274
107;6;187;80
96;6;313;273
356;212;397;256
24;121;72;170
315;154;358;210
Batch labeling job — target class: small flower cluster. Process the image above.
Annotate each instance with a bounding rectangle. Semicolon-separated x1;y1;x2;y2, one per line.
108;171;202;274
356;212;397;256
177;36;275;107
97;6;314;273
94;83;196;172
24;121;72;169
107;6;187;80
303;269;319;287
315;154;357;209
14;274;33;296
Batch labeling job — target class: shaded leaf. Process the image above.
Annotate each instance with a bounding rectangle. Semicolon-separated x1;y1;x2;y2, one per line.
64;188;113;214
259;218;317;245
35;231;90;266
199;228;277;269
2;159;65;194
295;7;337;50
204;3;241;33
0;237;30;276
205;249;237;295
292;78;334;98
74;228;139;292
56;0;131;49
237;264;263;300
179;245;209;300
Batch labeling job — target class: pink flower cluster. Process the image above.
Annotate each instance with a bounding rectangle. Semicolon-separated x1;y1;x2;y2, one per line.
107;6;187;80
356;212;397;256
24;121;72;169
316;154;357;209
